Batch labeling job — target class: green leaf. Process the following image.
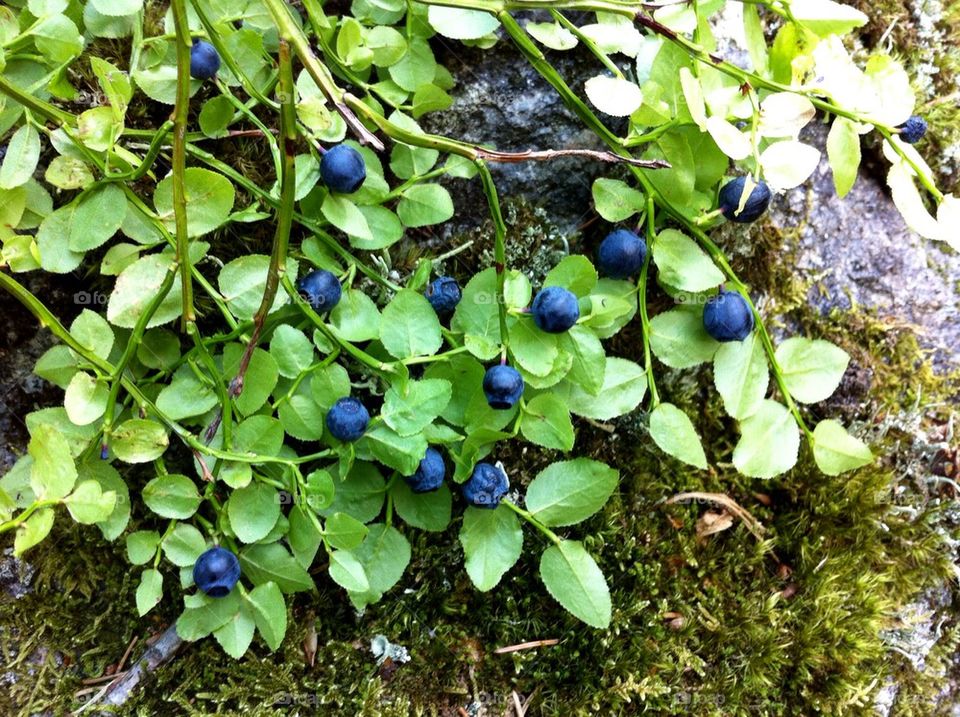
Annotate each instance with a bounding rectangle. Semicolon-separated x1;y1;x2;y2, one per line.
107;255;182;329
44;156;95;190
648;403;708;469
356;424;428;476
67;184;126;251
329;550;370;593
713;333;769;420
156;365;218;421
154;168;235;238
246;582;287;651
111;418;169;463
222;344;279;416
199;95;235;138
742;2;769;75
539;540;611;628
525;458;618;526
559;357;646;420
427;6;500;39
321;462;385;525
227;482;281;544
452;268;502;360
591;178;645;222
162;523;207;567
366;25;407;67
70;309;115;360
812;420;873;476
0;124;40;189
324;511;370;550
388;39;437;93
64;372;109;426
28;422;77;500
732;400;800;478
136;568;163;616
561;326;606;396
177;592;242;641
213;603;256;658
585;75;643;117
509;317;560;377
240;543;315;594
775;337;849;404
459;505;523;591
138;328;180;370
269;325;314;379
64;480;117;524
827;117;861;198
649;305;720;368
14;508;55;556
544;255;598;298
526;20;578;50
322;193;372;240
346;524;411;609
217;255;297;322
351;205;404;250
288;504;322;568
383;378;452;436
126;530;160;565
379;289;442;359
397;184;454;228
521;394;575;451
652;229;725;292
391;481;452;532
330;289;381;342
83;460;130;540
142;473;201;519
791;0;867;37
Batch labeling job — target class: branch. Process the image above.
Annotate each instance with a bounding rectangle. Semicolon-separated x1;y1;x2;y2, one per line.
261;0;385;150
476;147;669;168
664;492;766;541
229;39;297;399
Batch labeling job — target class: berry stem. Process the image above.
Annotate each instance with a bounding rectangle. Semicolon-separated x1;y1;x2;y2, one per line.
502;500;561;546
639;198;661;408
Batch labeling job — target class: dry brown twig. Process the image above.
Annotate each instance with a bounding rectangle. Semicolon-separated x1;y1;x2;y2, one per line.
664;492;766;541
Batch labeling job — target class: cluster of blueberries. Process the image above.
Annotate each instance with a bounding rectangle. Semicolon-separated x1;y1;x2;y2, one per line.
177;38;932;600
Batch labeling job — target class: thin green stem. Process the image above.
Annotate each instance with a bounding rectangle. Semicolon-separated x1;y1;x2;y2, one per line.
170;0;196;329
476;161;511;351
502;500;561;545
639;198;660;408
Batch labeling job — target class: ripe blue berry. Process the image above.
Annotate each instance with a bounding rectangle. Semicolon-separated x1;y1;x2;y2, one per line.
425;277;461;317
703;289;754;342
597;229;647;279
189;40;221;80
296;269;342;312
326;397;370;442
899;115;928;144
193;547;240;598
405;447;445;493
718;176;772;223
320;144;366;194
462;462;509;508
531;286;580;334
483;364;524;410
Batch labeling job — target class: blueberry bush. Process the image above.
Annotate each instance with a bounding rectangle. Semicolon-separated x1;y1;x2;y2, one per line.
0;0;954;661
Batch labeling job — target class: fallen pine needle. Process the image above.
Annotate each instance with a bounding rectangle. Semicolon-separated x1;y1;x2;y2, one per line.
494;639;559;654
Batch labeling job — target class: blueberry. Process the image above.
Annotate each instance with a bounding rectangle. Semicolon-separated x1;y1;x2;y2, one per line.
326;397;370;442
899;115;928;144
531;285;580;333
703;289;754;342
462;462;509;509
320;144;366;194
193;546;240;598
718;176;772;223
598;229;647;279
425;276;461;317
405;447;446;493
0;145;6;165
482;364;524;410
296;269;342;312
190;40;220;81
